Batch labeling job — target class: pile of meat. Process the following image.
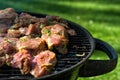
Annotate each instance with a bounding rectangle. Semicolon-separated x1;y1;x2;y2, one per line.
0;8;76;78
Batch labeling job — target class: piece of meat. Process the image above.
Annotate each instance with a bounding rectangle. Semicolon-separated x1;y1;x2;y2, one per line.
7;29;22;38
51;24;68;37
0;38;18;55
0;37;17;67
46;16;60;22
42;34;68;54
16;38;47;54
7;38;19;46
0;41;16;54
46;16;60;25
34;22;41;35
0;38;6;66
12;13;39;29
11;49;31;74
0;38;6;65
0;56;5;67
0;33;7;37
12;13;41;36
0;8;17;19
39;18;48;27
0;8;18;33
25;24;36;35
19;27;28;35
41;24;68;54
0;38;17;55
19;13;39;24
25;24;41;36
13;13;32;28
30;50;57;78
19;23;41;37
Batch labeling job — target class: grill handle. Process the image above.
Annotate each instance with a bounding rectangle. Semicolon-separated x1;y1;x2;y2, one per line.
79;38;118;77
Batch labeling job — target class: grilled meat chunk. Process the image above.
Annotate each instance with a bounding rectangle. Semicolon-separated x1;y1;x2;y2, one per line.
16;37;47;53
0;8;17;33
41;24;68;54
30;50;57;78
26;24;41;36
0;8;17;19
11;49;31;74
7;29;22;38
26;24;36;35
0;56;5;67
12;13;41;37
7;37;19;46
0;38;17;55
0;38;18;67
0;38;6;66
12;13;39;29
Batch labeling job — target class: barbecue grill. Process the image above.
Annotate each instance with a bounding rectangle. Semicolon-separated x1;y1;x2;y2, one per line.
0;12;117;80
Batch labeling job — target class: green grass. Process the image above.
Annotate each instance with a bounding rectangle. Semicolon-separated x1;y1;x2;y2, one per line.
0;0;120;80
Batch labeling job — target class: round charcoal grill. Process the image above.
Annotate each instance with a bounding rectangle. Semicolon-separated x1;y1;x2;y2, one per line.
0;12;117;80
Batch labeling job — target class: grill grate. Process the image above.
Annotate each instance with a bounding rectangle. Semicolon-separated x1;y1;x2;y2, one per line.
0;15;92;79
0;35;91;79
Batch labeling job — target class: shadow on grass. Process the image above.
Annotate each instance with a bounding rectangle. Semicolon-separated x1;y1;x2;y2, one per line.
0;0;120;27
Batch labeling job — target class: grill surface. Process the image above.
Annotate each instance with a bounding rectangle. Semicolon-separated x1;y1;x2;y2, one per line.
0;30;91;79
0;14;93;79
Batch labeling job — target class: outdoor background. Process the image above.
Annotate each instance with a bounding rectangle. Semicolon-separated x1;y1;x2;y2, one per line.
0;0;120;80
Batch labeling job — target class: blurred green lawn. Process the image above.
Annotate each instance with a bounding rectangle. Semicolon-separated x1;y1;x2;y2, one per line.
0;0;120;80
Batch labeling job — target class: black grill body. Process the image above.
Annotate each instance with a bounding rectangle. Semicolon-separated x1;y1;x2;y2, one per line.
0;12;117;80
